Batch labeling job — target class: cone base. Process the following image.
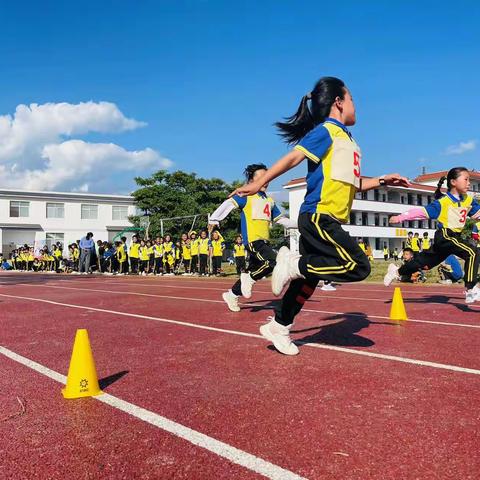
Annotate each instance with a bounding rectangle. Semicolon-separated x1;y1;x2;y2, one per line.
62;387;103;399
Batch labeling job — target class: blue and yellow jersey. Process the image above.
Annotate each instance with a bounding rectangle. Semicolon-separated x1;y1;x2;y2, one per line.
424;192;480;233
294;118;361;223
147;246;154;257
231;192;282;245
182;241;192;260
210;239;225;257
198;238;209;255
233;244;246;257
421;237;430;250
53;249;62;259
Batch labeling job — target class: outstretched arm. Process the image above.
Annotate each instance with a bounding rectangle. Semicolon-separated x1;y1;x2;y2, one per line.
230;150;305;198
389;207;429;224
208;199;238;230
359;174;411;192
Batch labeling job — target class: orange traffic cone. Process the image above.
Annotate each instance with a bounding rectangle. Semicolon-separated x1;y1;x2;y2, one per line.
390;287;408;321
62;329;102;399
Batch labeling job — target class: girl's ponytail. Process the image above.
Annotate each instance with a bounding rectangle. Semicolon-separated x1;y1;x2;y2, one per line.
434;176;446;199
274;94;315;145
275;77;346;145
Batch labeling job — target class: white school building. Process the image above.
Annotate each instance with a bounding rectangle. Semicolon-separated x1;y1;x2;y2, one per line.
284;170;480;258
0;189;137;256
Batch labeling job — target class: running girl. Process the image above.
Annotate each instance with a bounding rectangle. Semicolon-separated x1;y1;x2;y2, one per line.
209;163;296;312
385;167;480;303
231;76;409;354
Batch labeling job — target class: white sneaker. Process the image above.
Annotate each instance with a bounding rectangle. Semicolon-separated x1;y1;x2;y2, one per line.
383;263;400;286
438;279;453;285
473;283;480;301
222;290;240;312
466;289;476;304
321;283;336;291
260;316;299;355
240;272;256;299
271;246;303;296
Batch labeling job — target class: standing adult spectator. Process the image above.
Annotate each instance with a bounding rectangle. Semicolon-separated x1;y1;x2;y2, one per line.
79;232;95;274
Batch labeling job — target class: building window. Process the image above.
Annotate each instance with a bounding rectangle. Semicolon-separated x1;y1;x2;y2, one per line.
382;194;386;202
417;195;422;205
361;191;368;200
382;217;388;226
374;213;380;226
112;205;129;221
374;190;379;201
375;238;381;250
81;204;98;220
46;232;65;249
10;201;30;217
46;202;65;218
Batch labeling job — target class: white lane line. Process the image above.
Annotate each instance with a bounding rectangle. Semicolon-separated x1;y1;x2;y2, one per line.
0;346;306;480
2;292;480;376
14;283;480;330
54;278;467;299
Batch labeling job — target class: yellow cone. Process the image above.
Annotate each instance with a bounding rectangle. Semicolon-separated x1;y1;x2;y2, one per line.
62;329;102;399
390;287;408;321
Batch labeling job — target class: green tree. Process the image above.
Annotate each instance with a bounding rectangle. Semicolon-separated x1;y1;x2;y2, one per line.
130;170;241;243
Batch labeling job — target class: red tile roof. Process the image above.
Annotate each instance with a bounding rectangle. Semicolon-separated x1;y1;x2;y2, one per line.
414;170;480;182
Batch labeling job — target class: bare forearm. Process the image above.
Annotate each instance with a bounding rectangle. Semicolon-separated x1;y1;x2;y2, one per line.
257;150;305;185
359;177;381;192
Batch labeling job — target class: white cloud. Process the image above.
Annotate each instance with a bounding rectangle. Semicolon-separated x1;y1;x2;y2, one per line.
444;140;477;155
0;101;172;192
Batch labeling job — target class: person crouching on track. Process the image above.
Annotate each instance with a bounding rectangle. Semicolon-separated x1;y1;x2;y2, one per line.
209;163;297;312
385;167;480;304
396;247;426;283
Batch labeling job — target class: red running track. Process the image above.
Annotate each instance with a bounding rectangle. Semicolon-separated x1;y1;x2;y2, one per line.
1;272;480;479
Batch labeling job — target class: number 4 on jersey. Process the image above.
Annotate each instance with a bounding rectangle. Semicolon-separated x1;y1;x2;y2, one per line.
263;203;271;217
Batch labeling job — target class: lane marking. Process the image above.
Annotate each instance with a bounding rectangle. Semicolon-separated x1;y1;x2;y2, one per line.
2;292;480;376
0;346;306;480
55;277;467;299
13;283;480;330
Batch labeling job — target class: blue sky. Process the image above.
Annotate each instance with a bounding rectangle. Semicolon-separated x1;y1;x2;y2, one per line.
0;1;479;196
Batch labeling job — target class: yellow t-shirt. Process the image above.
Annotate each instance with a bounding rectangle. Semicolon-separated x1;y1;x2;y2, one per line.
190;238;199;256
117;246;126;263
211;239;224;257
154;244;163;258
233;244;245;257
182;241;192;260
198;238;209;255
139;246;149;261
129;243;140;259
